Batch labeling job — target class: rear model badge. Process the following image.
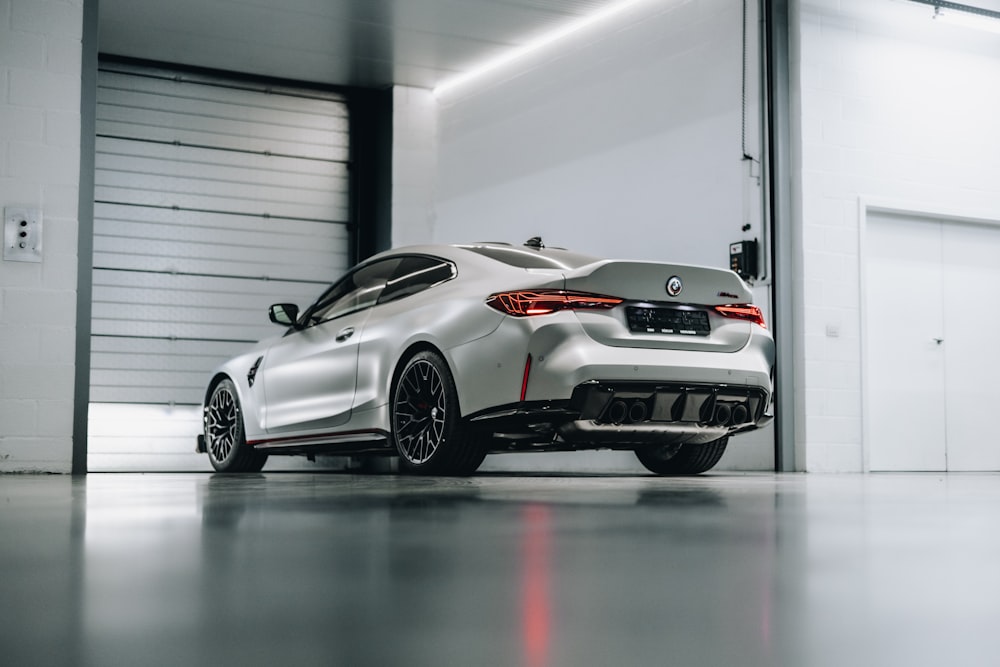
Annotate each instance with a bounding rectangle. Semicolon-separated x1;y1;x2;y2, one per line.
666;276;683;297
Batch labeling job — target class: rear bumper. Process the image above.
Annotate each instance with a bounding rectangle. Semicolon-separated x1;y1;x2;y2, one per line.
449;313;774;418
468;380;773;451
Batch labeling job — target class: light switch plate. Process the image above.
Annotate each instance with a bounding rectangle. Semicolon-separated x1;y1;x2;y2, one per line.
4;207;43;263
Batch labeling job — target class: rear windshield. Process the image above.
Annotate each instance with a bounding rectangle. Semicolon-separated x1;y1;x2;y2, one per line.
460;245;597;270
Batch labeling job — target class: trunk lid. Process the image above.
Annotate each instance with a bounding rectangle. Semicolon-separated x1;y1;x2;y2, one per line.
563;260;756;353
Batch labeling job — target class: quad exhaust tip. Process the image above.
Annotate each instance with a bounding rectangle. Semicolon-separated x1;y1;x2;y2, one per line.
628;401;647;423
713;403;732;426
606;400;628;424
712;401;751;427
731;403;749;425
601;396;752;427
604;399;647;425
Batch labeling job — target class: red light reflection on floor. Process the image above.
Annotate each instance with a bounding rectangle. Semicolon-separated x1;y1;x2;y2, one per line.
521;504;552;667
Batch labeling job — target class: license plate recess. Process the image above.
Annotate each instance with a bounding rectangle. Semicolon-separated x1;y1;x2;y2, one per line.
626;306;711;336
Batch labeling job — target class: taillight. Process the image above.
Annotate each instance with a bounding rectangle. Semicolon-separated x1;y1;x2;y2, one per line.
486;290;624;316
714;304;766;328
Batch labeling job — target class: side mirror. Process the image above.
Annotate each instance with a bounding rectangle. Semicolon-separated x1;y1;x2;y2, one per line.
268;303;299;327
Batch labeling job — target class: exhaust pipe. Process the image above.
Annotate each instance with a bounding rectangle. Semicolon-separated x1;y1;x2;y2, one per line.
628;401;648;423
606;400;628;424
731;403;749;425
713;403;732;426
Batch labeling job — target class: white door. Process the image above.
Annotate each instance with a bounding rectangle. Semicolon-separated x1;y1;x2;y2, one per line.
941;222;1000;470
866;211;1000;471
866;212;947;471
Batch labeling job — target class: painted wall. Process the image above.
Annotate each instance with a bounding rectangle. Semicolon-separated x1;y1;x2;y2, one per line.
394;0;775;472
392;85;438;249
0;0;83;472
793;0;1000;471
432;0;761;267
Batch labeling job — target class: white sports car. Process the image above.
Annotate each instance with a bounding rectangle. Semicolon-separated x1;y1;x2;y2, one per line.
198;239;774;475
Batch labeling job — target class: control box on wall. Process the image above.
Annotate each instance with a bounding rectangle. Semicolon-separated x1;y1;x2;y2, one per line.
729;239;758;281
4;207;43;263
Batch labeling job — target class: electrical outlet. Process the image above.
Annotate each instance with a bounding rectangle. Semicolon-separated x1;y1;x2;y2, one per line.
4;207;43;263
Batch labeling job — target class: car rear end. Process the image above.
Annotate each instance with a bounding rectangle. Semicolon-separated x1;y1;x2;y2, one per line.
457;247;774;450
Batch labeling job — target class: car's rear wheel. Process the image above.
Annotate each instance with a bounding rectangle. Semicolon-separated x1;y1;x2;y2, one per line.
204;378;268;473
391;350;486;475
634;436;729;475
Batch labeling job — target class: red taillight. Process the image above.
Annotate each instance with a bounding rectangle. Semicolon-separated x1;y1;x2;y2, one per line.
715;304;767;328
486;290;623;317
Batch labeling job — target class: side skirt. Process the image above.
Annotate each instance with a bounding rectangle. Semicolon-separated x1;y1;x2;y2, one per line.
248;429;393;456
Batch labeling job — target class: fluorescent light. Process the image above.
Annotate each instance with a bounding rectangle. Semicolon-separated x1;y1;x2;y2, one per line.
433;0;657;97
933;5;1000;34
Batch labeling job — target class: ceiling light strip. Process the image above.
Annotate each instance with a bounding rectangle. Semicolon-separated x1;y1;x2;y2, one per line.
433;0;655;97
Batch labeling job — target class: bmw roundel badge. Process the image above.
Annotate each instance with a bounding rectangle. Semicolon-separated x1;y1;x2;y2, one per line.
666;275;683;297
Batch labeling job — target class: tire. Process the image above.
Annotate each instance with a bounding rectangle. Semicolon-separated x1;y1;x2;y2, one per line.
391;350;486;475
204;378;268;473
634;437;729;475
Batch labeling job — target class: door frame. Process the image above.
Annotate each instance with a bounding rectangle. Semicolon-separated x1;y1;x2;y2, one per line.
859;197;1000;472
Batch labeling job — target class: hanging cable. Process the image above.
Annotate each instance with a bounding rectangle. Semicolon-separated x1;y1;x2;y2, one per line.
741;0;753;162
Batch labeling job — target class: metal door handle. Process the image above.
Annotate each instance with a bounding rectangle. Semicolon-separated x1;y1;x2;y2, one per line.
336;327;355;342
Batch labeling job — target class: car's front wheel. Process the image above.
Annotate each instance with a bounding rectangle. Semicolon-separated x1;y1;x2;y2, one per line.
634;436;729;475
391;350;486;475
204;378;268;472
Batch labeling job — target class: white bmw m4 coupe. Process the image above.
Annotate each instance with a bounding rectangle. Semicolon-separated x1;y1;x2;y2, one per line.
198;239;774;475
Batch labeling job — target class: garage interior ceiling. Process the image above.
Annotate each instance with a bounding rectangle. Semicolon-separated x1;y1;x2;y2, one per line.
97;0;619;89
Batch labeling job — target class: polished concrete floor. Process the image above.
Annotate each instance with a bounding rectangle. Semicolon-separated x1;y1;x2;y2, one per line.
2;472;999;667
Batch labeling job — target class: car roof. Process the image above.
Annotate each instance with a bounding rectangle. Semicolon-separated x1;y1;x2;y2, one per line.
365;241;600;272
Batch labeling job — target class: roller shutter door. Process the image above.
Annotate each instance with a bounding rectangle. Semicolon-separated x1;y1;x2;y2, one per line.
89;61;352;469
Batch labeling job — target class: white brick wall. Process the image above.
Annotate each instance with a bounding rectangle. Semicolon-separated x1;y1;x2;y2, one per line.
0;0;83;472
794;0;1000;470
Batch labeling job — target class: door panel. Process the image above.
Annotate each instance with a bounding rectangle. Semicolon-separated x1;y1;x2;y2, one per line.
942;222;1000;470
257;258;400;434
260;309;371;433
866;212;1000;471
866;213;947;471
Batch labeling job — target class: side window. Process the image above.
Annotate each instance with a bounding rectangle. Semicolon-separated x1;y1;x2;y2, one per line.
378;256;456;305
306;258;401;325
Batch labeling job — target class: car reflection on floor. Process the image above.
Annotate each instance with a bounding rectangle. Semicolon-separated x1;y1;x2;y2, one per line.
3;472;1000;667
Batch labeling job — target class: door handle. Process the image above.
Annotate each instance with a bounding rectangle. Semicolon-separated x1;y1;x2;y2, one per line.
336;327;355;342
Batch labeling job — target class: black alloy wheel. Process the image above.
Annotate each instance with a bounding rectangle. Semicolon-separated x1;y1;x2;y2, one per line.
391;350;485;475
204;379;267;472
